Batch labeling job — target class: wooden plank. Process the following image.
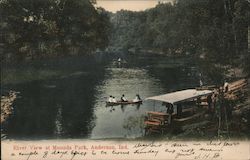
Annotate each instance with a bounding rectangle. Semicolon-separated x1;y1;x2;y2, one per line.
229;83;247;91
144;120;161;126
149;118;163;123
196;85;217;90
229;81;247;87
229;79;246;86
228;80;247;90
147;111;167;116
149;116;166;122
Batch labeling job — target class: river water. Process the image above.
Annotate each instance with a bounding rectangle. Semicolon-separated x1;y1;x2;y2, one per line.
2;53;201;140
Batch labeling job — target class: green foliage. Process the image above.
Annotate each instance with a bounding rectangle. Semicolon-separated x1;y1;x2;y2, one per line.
0;0;111;59
109;0;249;73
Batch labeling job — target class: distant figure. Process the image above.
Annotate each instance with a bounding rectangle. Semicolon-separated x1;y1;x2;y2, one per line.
112;96;117;103
223;81;229;93
108;95;113;102
118;58;121;62
199;79;203;87
199;72;203;87
211;89;219;115
121;94;128;102
133;94;141;102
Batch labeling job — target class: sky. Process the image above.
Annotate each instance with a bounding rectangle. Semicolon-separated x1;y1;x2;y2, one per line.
96;0;174;13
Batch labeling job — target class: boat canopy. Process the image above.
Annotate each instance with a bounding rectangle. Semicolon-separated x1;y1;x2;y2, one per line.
145;89;213;105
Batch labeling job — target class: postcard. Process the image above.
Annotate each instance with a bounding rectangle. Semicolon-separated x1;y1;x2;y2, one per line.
1;0;250;159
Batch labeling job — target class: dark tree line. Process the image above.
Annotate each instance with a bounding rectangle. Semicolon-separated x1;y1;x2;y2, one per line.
1;0;249;75
109;0;249;74
0;0;111;60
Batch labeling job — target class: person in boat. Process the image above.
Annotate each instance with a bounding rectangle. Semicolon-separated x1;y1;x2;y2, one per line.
199;79;203;87
199;72;203;87
118;58;121;62
121;94;128;102
133;94;141;102
137;94;141;100
108;95;113;102
112;96;117;103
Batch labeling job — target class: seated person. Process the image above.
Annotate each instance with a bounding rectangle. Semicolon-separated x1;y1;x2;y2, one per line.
133;94;141;102
137;94;141;100
108;95;113;102
112;96;117;103
121;94;128;102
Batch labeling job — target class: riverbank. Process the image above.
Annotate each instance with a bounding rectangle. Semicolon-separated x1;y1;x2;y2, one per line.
1;53;249;140
1;91;18;124
1;53;109;86
168;78;250;140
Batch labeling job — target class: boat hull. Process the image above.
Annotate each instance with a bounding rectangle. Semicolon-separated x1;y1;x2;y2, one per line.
106;100;142;106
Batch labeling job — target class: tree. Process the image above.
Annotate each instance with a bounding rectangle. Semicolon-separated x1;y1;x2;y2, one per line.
0;0;111;59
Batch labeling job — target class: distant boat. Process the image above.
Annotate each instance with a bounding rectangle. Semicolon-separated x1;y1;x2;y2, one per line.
113;58;127;65
106;100;142;106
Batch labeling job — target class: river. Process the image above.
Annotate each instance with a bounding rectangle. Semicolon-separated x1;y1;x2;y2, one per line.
1;53;201;140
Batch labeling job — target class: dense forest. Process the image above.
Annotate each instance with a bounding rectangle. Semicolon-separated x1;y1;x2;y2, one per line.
1;0;249;75
109;0;250;75
0;0;111;60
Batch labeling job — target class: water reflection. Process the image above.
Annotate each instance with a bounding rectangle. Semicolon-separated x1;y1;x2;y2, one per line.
120;105;126;112
105;103;142;113
2;55;107;139
2;54;199;139
90;65;165;139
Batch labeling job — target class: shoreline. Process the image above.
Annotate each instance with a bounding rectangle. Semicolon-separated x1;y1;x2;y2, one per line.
1;91;18;124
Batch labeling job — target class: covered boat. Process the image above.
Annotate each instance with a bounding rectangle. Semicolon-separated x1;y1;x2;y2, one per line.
144;89;213;134
145;89;213;105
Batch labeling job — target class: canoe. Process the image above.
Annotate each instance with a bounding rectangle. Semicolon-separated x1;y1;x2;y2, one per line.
106;100;142;106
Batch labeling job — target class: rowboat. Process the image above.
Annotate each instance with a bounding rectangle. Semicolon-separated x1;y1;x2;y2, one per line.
106;100;142;106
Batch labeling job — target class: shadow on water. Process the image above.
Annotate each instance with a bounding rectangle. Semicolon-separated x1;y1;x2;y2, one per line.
2;53;202;140
2;54;109;140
